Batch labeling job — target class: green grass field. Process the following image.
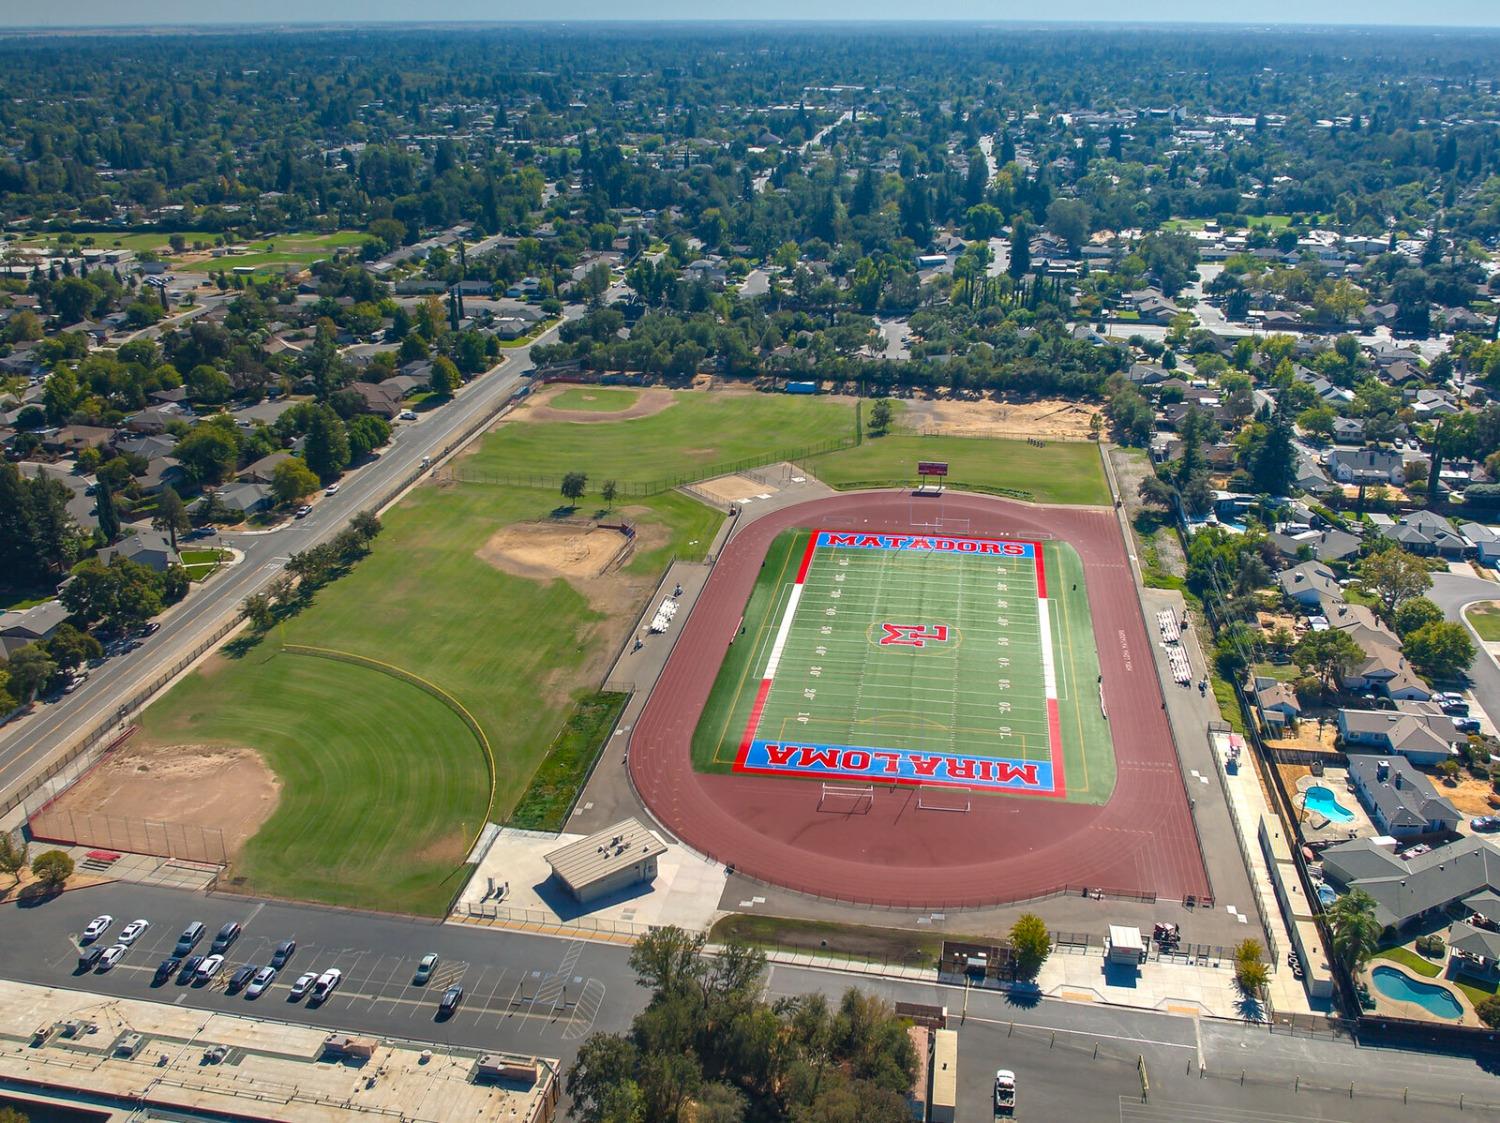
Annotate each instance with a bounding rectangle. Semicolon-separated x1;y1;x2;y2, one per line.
24;230;370;267
469;391;855;488
807;435;1111;506
548;387;642;412
1465;602;1500;642
139;651;483;914
693;530;1114;803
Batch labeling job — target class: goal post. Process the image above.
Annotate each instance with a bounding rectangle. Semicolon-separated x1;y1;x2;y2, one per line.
917;793;972;813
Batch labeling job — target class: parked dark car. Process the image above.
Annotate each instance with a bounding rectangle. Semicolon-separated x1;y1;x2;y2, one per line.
270;939;296;968
212;921;242;952
154;957;182;985
77;946;104;972
227;963;258;993
178;954;205;983
437;985;463;1019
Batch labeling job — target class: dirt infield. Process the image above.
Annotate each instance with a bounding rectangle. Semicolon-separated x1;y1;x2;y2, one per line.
37;741;279;862
901;397;1101;441
628;491;1213;907
477;521;630;581
512;384;678;424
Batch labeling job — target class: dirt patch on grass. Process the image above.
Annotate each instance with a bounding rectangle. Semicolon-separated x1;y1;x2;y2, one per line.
513;384;678;424
39;742;280;863
476;522;632;582
902;396;1102;441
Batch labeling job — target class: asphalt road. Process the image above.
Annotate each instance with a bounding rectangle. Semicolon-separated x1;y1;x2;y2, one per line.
0;307;577;805
1430;571;1500;725
8;881;1500;1118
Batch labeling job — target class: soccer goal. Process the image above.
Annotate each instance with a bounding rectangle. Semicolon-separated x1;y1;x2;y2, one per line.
917;793;973;813
818;783;875;814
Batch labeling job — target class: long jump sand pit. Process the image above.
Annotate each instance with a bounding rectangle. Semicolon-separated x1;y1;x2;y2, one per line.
903;396;1102;441
512;384;678;424
693;473;780;506
37;741;280;861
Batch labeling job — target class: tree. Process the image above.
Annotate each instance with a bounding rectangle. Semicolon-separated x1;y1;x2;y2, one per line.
347;414;392;460
1138;474;1177;510
1327;888;1381;971
0;830;26;886
7;646;57;703
94;476;120;544
61;557;165;632
429;355;461;395
174;423;240;485
1247;411;1296;495
1359;547;1432;617
601;479;618;511
29;848;73;888
44;623;100;671
1007;221;1031;281
1392;597;1444;637
1009;913;1052;980
1403;621;1476;680
868;398;893;437
1233;939;1268;995
271;458;320;505
152;486;190;552
561;471;588;505
1292;628;1363;697
242;592;274;631
303;405;351;483
1044;198;1091;252
1477;994;1500;1029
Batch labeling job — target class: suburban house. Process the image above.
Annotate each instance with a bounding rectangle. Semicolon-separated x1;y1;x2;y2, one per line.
240;451;295;484
348;381;403;418
98;530;181;572
1331;418;1365;445
1325;603;1432;700
0;600;70;660
1269;528;1360;564
1337;706;1460;765
215;481;275;515
1277;560;1345;613
1347;755;1461;838
1379;510;1471;559
1125;288;1179;323
1252;677;1302;730
1326;447;1406;486
1321;835;1500;930
1460;523;1500;566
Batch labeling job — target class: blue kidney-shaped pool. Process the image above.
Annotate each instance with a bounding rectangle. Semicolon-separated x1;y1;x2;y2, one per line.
1370;966;1464;1019
1303;784;1355;823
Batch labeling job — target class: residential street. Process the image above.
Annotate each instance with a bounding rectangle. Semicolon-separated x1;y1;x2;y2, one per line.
1430;571;1500;721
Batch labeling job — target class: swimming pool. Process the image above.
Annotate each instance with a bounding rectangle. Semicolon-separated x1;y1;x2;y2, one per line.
1303;784;1355;823
1371;966;1464;1019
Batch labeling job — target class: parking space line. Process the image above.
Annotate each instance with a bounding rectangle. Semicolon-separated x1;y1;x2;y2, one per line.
369;956;407;1011
470;967;509;1025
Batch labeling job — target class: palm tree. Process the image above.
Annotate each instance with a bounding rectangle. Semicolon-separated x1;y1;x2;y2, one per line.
1327;888;1381;971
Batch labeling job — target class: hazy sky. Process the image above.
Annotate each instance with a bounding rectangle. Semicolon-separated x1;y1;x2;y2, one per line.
5;3;1500;29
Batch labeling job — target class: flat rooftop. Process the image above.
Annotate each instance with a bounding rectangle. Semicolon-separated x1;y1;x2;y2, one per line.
545;818;666;890
0;978;558;1123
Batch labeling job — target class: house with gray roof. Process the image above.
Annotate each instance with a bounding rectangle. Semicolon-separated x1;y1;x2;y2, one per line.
0;600;70;660
1269;528;1360;564
1448;920;1500;970
1331;417;1365;445
1379;510;1470;559
1459;523;1500;566
1327;447;1406;486
1347;755;1460;838
1277;560;1345;613
215;481;274;515
98;530;180;572
1338;706;1459;765
1322;835;1500;930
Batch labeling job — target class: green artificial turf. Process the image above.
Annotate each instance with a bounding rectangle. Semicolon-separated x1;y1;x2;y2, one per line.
692;531;1114;803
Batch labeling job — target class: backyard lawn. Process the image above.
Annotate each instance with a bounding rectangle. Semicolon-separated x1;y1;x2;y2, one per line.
807;434;1112;505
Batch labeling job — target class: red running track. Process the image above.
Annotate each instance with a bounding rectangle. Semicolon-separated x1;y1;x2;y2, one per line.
628;492;1212;908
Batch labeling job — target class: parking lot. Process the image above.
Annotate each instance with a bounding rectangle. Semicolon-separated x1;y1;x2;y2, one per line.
3;882;641;1061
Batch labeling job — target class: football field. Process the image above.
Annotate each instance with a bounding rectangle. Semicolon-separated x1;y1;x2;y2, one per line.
693;528;1115;802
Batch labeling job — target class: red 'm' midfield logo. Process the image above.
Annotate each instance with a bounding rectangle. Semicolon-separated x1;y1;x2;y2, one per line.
879;623;950;648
